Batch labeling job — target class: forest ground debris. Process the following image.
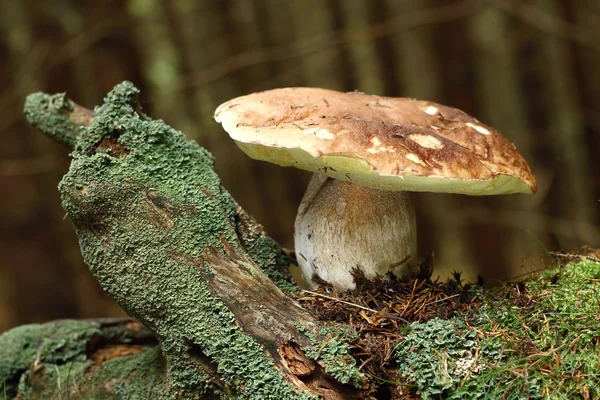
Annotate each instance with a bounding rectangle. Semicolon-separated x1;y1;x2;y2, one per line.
297;248;600;399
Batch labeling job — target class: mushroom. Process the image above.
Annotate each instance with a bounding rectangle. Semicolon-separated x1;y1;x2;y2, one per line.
214;88;536;291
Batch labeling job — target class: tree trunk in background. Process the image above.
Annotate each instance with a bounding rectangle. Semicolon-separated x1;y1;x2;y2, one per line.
537;0;597;246
563;0;600;212
337;0;384;94
1;0;599;331
289;0;341;90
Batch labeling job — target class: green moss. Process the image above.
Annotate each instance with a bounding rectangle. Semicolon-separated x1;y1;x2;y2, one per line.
49;82;313;399
394;260;600;399
24;92;81;148
395;318;478;399
0;320;99;397
0;320;167;399
296;323;363;387
76;347;168;400
18;358;91;399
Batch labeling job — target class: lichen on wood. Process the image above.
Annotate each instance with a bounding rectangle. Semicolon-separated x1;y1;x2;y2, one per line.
16;82;361;399
0;318;161;399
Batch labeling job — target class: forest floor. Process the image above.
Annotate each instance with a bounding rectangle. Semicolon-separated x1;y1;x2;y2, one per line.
2;250;598;400
298;249;600;399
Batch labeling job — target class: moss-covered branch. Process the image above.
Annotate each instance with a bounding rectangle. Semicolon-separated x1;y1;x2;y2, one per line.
0;318;167;399
15;82;362;399
24;92;94;147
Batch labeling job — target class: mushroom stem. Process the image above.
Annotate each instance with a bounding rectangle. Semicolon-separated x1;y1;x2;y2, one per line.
294;174;417;291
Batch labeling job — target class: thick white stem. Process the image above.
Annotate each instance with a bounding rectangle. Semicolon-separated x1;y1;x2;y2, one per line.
294;174;417;290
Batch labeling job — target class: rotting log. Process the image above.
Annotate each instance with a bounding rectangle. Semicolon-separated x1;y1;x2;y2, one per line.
6;82;363;400
0;318;162;399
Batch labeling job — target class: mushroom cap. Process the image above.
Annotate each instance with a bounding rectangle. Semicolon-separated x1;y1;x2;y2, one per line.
214;87;537;195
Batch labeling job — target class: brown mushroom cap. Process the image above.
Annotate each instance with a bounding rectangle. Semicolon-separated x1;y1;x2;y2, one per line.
214;87;537;195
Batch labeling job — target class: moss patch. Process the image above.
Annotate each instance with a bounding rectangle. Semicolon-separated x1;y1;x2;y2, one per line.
395;318;479;399
296;323;363;387
76;346;167;400
23;92;79;147
395;260;600;399
0;320;99;398
0;320;166;400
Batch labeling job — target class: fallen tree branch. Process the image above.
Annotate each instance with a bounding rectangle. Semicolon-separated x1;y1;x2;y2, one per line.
13;82;363;399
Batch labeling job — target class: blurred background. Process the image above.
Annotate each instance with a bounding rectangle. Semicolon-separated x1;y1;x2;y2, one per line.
1;0;599;333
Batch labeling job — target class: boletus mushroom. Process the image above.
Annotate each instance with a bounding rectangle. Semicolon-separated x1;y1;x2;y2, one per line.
214;88;536;291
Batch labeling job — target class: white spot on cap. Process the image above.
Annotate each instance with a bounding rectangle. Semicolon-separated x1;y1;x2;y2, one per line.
367;136;395;154
408;133;444;149
466;122;491;135
406;153;426;166
423;105;438;115
315;128;335;140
